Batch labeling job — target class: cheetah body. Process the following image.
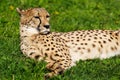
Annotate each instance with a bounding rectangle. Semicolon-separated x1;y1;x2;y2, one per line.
60;30;120;66
17;8;120;78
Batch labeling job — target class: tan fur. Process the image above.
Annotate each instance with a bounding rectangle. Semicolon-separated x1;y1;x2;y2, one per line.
17;8;120;79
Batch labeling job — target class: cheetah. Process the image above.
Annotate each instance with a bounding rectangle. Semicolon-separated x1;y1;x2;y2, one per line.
17;8;120;79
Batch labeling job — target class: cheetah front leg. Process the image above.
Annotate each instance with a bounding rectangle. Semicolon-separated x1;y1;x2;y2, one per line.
45;62;64;78
21;44;44;61
44;59;71;79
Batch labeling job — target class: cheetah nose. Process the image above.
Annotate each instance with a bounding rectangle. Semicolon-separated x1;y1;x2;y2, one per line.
44;25;50;29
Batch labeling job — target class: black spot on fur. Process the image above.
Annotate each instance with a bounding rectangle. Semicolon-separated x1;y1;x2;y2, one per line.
100;44;103;48
103;40;106;43
85;43;87;45
108;39;112;42
78;47;81;50
92;44;96;48
46;48;49;51
51;48;54;50
94;37;97;39
55;54;59;56
45;53;48;57
30;52;34;55
87;48;91;52
116;42;119;45
35;55;40;59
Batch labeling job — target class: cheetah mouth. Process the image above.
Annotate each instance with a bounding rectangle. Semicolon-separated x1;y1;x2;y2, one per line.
43;31;50;34
40;29;50;35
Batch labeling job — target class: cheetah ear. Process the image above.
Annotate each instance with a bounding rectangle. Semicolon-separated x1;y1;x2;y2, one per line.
16;8;25;16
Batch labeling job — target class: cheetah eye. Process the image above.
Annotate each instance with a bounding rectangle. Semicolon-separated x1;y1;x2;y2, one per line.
34;16;39;19
46;15;50;18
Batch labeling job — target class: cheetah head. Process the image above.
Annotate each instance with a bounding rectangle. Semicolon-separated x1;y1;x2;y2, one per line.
17;8;50;35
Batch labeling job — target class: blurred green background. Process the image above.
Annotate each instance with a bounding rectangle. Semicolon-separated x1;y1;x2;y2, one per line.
0;0;120;80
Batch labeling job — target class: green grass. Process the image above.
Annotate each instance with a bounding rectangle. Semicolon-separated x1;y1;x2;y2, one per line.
0;0;120;80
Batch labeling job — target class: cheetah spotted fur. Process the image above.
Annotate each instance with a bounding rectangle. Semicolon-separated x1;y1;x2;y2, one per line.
17;8;120;79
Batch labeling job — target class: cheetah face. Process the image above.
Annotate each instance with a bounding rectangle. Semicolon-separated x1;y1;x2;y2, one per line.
17;8;50;35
